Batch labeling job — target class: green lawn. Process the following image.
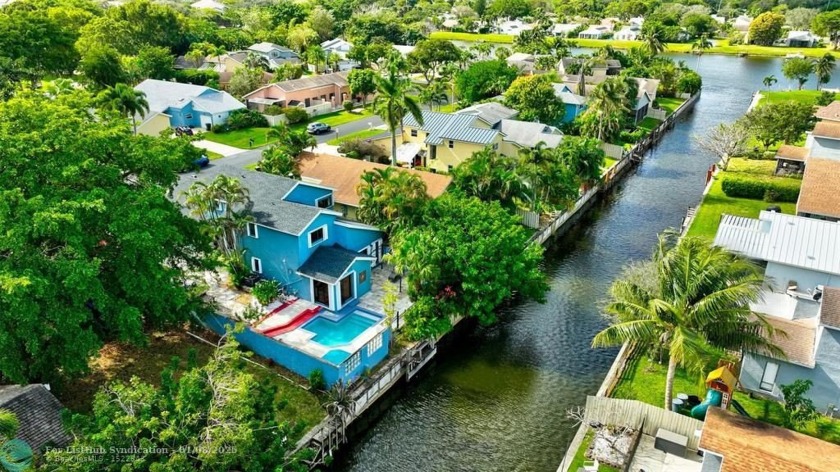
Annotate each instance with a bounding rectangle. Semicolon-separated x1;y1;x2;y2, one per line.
296;108;374;129
612;355;840;444
656;97;686;115
429;31;514;43
602;156;618;174
637;117;661;133
567;430;621;472
686;158;800;240
204;127;277;149
326;128;386;145
199;150;223;160
760;90;840;107
438;102;457;113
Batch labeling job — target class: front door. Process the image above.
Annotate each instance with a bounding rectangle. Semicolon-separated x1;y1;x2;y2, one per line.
313;280;330;306
340;275;353;305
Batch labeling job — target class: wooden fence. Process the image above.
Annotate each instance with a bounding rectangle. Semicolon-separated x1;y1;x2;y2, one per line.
584;396;704;451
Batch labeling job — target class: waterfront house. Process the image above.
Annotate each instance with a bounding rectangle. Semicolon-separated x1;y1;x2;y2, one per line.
175;165;389;386
298;152;452;220
0;384;70;452
134;79;245;134
246;42;301;69
190;0;224;12
557;57;622;77
242;71;352;112
732;15;752;33
497;19;534;36
551;23;580;37
454;102;519;128
496;119;564;151
614;25;641;41
578;25;612;39
796;157;840;221
505;52;549;74
785;30;819;47
699;407;840;472
714;211;840;408
815;100;840;122
552;77;657;124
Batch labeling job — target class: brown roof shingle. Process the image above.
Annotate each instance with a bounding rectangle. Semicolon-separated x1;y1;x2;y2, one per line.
811;121;840;139
816;101;840;122
820;286;840;329
760;315;817;367
796;157;840;219
775;144;809;162
298;152;452;207
700;407;840;472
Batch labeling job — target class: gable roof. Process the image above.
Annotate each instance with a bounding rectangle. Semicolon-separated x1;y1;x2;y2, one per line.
820;287;840;329
173;165;329;235
403;110;499;145
246;72;349;97
761;315;817;367
797;157;840;219
713;211;840;276
815;101;840;122
455;102;519;127
498;119;564;149
775;144;809;161
135;79;244;115
0;384;70;452
634;77;660;100
298;153;452;207
812;121;840;140
297;245;372;283
320;38;352;51
248;42;293;54
559;57;621;70
700;407;840;472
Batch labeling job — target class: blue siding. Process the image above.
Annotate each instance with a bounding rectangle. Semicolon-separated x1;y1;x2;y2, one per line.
241;225;308;294
168;103;196;127
297;213;338;262
333;223;381;252
349;259;373;299
284;184;333;207
562;103;586;123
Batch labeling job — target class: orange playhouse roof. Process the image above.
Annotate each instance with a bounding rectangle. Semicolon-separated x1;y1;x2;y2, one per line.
706;366;737;391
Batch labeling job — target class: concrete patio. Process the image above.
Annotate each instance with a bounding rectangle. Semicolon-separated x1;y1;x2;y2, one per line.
628;435;703;472
357;263;413;330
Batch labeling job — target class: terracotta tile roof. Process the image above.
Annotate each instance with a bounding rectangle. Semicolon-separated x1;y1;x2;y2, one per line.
760;315;817;367
815;101;840;122
298;152;452;207
820;286;840;329
796;157;840;219
774;144;809;162
700;407;840;472
811;121;840;139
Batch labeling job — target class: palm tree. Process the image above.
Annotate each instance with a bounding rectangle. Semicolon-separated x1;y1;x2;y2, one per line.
373;70;424;166
183;175;252;257
306;45;326;73
41;78;75;97
190;42;226;72
99;83;149;135
691;34;712;67
243;52;269;71
641;27;667;56
355;167;428;232
586;78;630;141
470;41;492;60
762;75;778;89
592;234;783;410
418;81;449;111
814;53;836;90
323;381;357;443
518;142;555;212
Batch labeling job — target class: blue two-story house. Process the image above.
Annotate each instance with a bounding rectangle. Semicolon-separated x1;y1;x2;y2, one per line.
175;165;389;386
135;79;246;132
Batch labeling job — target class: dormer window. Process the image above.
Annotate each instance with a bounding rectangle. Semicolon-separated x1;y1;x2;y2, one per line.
308;226;327;247
316;195;333;208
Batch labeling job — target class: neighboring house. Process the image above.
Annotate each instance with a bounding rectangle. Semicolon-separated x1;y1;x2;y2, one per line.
134;79;245;133
714;211;840;408
816;100;840;122
0;384;70;452
454;102;519;128
506;52;553;74
204;51;249;73
298;152;452;220
628;17;644;27
175;165;389;386
553;83;588;123
552;77;658;124
711;14;726;24
320;38;359;71
497;19;534;36
635;77;660;103
774;117;840;178
497;119;564;152
242;71;351;111
190;0;224;12
699;406;840;472
797;157;840;221
614;25;641;41
773;144;808;175
578;25;611;39
786;30;819;47
552;23;580;37
733;15;752;32
557;57;622;77
247;42;301;69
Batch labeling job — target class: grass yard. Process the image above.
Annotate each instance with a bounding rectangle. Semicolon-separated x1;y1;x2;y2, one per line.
602;156;618;173
296;108;374;129
566;430;622;472
655;97;686;115
204;127;276;149
429;31;514;43
612;354;840;444
326;128;386;145
438;102;457;113
198;149;223;160
637;117;661;134
686;158;800;240
760;90;840;107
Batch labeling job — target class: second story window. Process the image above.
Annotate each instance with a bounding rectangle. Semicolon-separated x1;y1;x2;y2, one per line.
316;195;333;208
448;140;454;149
309;227;326;246
246;222;258;238
410;129;418;137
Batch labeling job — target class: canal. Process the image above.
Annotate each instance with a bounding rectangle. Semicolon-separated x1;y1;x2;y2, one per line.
334;54;840;472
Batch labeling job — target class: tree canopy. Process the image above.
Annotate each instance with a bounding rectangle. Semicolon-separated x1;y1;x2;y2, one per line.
749;12;786;46
455;60;519;104
504;75;563;124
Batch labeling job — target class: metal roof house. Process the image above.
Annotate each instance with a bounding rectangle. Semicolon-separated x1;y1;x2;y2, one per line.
714;211;840;408
134;79;245;133
175;165;389;386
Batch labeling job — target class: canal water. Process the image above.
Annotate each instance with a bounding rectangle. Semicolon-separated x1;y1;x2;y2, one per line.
334;55;840;472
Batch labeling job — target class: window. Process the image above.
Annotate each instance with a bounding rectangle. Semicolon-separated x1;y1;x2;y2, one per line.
448;140;454;149
316;195;333;208
410;129;418;137
367;333;383;356
448;165;453;172
340;274;354;304
251;257;262;274
358;270;367;284
308;226;326;247
345;351;361;372
492;143;499;151
214;200;226;214
185;114;193;120
246;222;258;238
760;361;779;392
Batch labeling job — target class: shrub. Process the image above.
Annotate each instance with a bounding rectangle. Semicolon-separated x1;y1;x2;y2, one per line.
342;100;354;112
174;68;219;86
720;175;801;202
281;106;309;124
817;90;836;106
338;138;389;163
263;104;284;115
252;279;280;306
224;109;269;131
309;369;326;392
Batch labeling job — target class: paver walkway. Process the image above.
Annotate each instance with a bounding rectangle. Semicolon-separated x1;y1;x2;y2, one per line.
192;139;245;157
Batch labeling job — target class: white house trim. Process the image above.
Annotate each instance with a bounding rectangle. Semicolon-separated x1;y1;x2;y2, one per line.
251;256;262;274
315;194;333;208
307;224;329;248
336;270;358;311
246;222;259;238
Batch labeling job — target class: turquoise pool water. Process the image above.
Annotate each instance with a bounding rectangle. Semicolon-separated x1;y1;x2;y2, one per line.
305;312;377;347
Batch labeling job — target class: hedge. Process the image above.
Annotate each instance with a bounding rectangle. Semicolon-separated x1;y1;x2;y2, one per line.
720;175;801;203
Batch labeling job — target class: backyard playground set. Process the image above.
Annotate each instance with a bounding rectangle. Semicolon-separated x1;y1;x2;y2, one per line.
673;366;751;420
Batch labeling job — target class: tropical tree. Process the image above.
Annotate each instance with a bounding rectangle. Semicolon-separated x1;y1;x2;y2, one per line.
452;148;530;209
372;70;424;166
694;121;751;170
190;42;226;71
691;33;712;67
418;81;449;111
592;234;782;410
814;53;836;90
99;83;149;135
183;175;252;258
267;123;316;155
259;145;301;178
243;51;269;70
782;57;815;90
641;25;667;56
324;380;356;441
582;77;631;141
306;45;327;73
504;74;563;124
347;68;377;107
355;167;429;233
762;75;778;88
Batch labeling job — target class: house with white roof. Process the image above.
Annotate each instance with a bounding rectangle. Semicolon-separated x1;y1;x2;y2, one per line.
190;0;225;12
552;23;581;37
320;38;358;71
134;79;245;133
498;19;534;36
733;15;752;32
786;30;819;47
247;42;300;69
578;25;612;39
614;25;641;41
628;17;644;27
714;211;840;408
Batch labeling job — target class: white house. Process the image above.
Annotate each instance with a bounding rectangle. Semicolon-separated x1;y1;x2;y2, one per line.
247;42;301;69
614;25;641;41
733;15;752;32
711;14;726;24
320;38;358;71
498;19;534;36
786;30;819;47
578;25;612;39
552;23;580;37
628;17;644;27
190;0;225;12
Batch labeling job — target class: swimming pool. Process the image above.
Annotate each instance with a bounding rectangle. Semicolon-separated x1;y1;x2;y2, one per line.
305;311;378;347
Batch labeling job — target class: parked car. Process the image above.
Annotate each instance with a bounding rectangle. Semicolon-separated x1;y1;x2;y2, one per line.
175;126;194;136
306;122;331;134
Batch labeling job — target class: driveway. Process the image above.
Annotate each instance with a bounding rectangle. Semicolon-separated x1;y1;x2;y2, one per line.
192;139;246;157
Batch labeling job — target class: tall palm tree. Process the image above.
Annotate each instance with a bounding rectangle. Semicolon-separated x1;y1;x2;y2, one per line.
243;52;269;71
641;28;667;56
373;71;424;166
183;175;252;257
814;53;836;90
586;78;630;141
517;142;555;212
762;75;778;89
323;381;357;443
99;83;149;135
306;45;326;73
592;234;783;410
419;81;449;111
691;33;712;67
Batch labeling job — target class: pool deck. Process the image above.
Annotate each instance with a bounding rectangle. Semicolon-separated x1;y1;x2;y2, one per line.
357;264;413;329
